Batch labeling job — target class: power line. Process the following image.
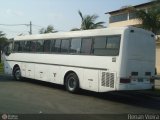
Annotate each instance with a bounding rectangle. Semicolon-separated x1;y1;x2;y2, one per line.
32;24;44;28
0;24;29;26
0;23;44;28
0;22;50;36
0;21;37;35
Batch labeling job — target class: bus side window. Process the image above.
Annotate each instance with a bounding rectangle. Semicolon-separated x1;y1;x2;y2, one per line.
70;38;81;54
43;40;51;52
23;41;31;52
14;41;24;52
36;40;44;52
51;40;61;53
93;36;107;56
50;40;55;52
81;38;92;55
106;36;120;49
93;35;121;56
106;36;121;56
14;41;20;52
30;41;36;52
61;39;70;53
19;41;24;52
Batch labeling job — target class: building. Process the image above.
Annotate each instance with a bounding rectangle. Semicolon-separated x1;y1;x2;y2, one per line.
156;40;160;75
106;2;153;27
106;1;160;75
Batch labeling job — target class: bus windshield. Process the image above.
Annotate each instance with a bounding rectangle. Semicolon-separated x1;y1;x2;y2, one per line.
3;42;13;56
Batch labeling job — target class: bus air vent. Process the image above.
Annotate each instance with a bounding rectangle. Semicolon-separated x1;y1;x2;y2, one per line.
101;72;106;87
110;73;114;88
101;72;115;88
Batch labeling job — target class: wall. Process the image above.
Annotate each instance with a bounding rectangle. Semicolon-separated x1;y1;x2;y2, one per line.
109;19;141;27
156;43;160;75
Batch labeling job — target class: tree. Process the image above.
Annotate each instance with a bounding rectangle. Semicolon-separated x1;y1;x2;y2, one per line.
135;0;160;34
78;10;105;30
0;31;8;47
0;31;8;62
70;28;81;31
39;25;57;34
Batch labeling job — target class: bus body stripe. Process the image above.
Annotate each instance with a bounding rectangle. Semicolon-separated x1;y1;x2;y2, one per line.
6;59;108;71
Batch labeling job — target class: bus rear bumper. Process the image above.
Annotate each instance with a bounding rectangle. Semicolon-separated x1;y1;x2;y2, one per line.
118;83;154;90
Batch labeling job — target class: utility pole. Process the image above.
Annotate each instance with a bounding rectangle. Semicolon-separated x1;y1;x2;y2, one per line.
29;21;32;35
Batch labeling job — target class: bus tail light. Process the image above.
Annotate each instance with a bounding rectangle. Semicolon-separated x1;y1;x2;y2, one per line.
120;78;131;83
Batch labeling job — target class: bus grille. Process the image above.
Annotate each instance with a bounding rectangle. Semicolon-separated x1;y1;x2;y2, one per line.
101;72;115;88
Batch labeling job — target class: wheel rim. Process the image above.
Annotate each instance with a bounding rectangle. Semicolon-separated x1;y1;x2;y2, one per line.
68;77;76;90
15;69;21;80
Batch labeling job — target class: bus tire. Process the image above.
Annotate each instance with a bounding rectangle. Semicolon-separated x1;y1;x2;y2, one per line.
13;67;22;81
65;73;79;93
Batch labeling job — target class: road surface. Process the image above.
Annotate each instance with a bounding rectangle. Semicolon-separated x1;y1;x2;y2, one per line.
0;75;160;119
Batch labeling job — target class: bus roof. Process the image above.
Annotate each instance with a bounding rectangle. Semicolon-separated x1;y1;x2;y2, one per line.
14;26;153;41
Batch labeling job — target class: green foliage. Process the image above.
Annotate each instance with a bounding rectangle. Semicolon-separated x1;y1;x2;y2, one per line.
78;10;105;30
0;31;8;51
70;28;81;31
0;63;3;73
39;25;58;34
135;0;160;34
0;31;8;63
0;31;8;45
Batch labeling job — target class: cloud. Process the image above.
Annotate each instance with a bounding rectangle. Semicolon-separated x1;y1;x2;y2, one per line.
48;13;64;20
5;9;24;17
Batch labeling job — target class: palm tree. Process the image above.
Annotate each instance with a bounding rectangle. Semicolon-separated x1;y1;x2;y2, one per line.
0;31;8;62
39;25;57;34
135;0;160;34
78;10;105;30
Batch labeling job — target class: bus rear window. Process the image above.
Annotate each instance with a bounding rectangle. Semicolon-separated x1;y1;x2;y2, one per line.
93;35;121;56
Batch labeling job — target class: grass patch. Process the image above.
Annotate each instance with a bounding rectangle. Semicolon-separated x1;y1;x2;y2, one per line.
154;89;160;93
0;63;4;73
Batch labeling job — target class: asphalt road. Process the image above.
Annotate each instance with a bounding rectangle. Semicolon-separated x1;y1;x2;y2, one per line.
0;75;160;115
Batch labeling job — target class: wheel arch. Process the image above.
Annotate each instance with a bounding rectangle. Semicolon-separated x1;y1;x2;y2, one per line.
64;70;79;85
12;64;20;75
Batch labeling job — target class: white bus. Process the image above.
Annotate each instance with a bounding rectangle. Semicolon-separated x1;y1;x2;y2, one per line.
3;27;156;93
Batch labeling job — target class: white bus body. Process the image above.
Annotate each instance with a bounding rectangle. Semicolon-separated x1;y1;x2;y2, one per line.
3;27;156;92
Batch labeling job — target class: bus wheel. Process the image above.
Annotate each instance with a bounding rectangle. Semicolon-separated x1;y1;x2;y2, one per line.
13;67;22;80
65;73;79;93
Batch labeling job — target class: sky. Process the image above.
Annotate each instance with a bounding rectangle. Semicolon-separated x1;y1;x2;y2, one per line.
0;0;150;38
